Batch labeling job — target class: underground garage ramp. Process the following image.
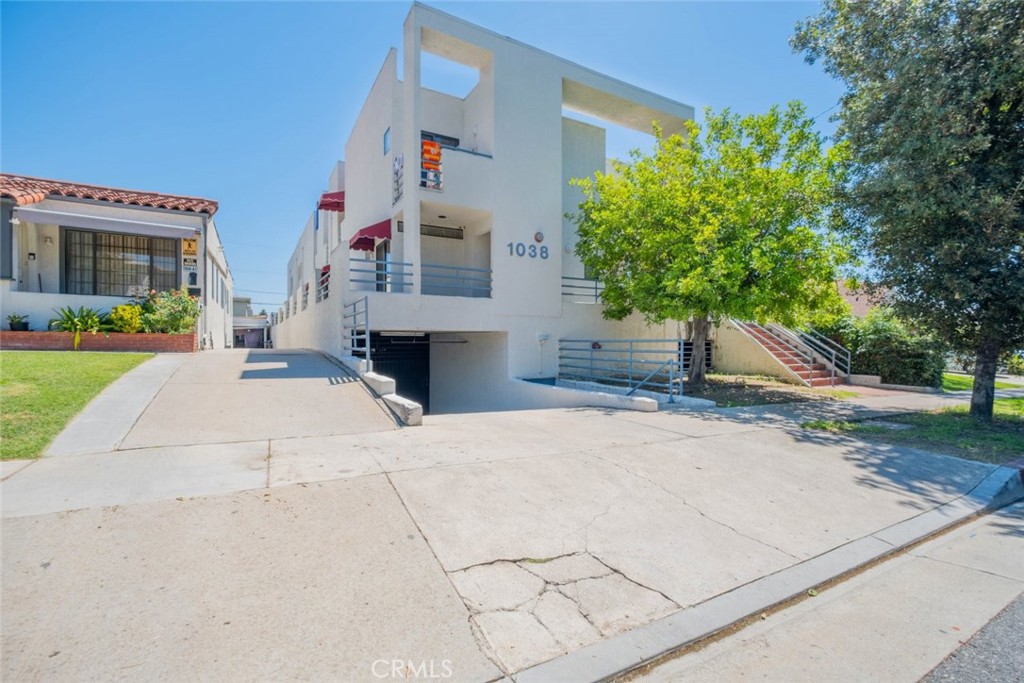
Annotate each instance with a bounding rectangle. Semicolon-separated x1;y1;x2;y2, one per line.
118;349;398;449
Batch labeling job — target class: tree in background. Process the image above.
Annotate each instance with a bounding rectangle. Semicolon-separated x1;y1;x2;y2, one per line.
571;103;850;388
794;0;1024;421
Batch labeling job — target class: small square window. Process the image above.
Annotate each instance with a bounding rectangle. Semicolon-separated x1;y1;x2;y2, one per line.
383;127;391;155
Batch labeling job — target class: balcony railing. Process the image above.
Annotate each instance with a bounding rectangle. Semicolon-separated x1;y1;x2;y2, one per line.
562;276;603;303
422;263;492;298
348;260;491;298
349;259;413;293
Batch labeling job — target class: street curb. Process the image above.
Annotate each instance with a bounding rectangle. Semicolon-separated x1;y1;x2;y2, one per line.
513;465;1024;683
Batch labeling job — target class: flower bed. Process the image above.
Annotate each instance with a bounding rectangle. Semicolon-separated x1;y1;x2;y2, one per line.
0;331;197;353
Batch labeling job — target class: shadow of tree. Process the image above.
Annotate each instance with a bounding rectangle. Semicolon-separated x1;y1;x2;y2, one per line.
575;400;1001;515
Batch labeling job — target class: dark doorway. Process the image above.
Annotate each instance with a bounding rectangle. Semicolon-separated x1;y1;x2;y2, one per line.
370;332;431;414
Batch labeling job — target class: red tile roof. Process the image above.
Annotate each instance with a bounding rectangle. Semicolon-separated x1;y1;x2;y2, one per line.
0;172;218;216
838;281;884;317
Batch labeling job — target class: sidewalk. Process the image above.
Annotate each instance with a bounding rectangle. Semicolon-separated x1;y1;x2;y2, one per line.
3;355;1022;681
629;502;1024;682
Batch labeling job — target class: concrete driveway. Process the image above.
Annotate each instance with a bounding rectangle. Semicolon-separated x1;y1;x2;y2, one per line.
2;352;1019;682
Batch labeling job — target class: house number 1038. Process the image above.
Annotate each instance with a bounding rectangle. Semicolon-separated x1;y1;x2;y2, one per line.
507;242;549;259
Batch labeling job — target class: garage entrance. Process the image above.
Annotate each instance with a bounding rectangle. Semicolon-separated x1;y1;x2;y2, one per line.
370;332;431;414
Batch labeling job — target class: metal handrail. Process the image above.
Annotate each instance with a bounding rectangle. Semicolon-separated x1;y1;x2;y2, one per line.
561;277;603;303
557;338;686;401
420;262;490;274
626;359;674;397
732;320;815;387
342;296;371;365
422;262;492;298
350;259;413;293
800;328;851;377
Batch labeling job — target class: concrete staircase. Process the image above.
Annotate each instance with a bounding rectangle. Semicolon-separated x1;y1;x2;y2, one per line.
735;321;843;387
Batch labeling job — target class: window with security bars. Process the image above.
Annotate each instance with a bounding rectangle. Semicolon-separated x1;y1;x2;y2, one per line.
65;229;178;296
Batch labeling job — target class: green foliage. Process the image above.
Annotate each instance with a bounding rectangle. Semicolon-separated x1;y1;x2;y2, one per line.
138;288;201;334
109;304;144;334
942;373;975;392
817;308;946;387
793;0;1024;417
0;351;152;459
941;373;1018;391
48;306;111;351
801;398;1024;464
572;102;850;327
6;313;27;324
1008;354;1024;377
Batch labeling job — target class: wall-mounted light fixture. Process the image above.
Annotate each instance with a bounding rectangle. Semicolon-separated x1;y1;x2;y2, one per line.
44;236;54;245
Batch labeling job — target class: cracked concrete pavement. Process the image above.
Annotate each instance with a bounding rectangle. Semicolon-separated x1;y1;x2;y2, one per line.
2;350;1016;681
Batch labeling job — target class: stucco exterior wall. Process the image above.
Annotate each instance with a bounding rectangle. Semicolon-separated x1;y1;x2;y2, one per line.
712;319;796;382
270;5;705;412
2;197;232;349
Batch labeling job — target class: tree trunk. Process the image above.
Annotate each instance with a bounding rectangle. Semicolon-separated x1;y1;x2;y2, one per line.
687;315;710;389
970;336;999;422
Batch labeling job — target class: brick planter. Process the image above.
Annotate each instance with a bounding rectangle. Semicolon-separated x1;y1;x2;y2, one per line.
0;331;198;353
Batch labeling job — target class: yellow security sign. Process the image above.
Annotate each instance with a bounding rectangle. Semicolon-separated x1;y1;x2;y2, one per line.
182;237;198;256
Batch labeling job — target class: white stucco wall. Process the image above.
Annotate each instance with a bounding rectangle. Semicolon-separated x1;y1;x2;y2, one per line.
2;197;232;347
270;5;705;412
712;319;797;382
201;218;234;349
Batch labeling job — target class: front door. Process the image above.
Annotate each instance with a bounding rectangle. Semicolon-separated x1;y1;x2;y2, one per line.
375;240;390;292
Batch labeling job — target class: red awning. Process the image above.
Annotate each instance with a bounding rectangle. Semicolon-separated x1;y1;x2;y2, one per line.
317;191;345;212
348;219;391;251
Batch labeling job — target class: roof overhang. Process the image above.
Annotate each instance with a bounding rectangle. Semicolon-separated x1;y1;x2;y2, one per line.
562;79;691;137
12;206;198;239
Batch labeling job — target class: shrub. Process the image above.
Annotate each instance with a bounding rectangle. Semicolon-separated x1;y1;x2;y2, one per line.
811;308;945;387
140;288;200;334
49;306;111;350
110;304;144;333
1008;353;1024;377
849;309;945;387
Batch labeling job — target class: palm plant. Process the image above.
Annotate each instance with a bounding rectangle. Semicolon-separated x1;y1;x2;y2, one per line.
49;306;111;350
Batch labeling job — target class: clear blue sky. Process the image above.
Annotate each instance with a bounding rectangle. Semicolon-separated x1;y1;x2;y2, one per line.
1;2;841;310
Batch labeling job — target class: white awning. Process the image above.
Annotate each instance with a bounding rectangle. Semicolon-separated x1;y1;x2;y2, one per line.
12;207;199;239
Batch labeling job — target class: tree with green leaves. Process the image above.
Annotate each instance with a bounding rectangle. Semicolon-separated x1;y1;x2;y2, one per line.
793;0;1024;421
571;102;850;388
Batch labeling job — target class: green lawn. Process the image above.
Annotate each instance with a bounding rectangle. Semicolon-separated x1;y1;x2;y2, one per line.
0;351;153;460
941;372;1018;392
803;397;1024;464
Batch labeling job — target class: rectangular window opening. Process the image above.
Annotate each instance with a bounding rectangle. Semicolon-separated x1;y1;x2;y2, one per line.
64;229;177;296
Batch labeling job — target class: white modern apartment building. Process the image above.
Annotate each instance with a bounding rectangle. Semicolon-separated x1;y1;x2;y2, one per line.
273;4;707;413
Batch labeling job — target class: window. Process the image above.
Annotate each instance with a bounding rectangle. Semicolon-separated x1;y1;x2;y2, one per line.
64;229;177;296
421;130;460;148
383;127;391;154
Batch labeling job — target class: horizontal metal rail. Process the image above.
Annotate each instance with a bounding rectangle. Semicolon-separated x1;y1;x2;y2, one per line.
350;259;413;294
731;320;814;386
799;328;851;378
422;262;492;298
557;338;703;401
342;295;371;366
561;277;603;303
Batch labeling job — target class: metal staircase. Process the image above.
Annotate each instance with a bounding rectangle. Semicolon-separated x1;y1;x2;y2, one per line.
733;321;850;387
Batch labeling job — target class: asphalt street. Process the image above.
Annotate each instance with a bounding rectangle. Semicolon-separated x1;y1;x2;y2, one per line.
922;592;1024;683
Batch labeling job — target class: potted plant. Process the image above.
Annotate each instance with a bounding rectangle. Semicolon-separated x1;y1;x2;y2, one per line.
6;313;29;331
